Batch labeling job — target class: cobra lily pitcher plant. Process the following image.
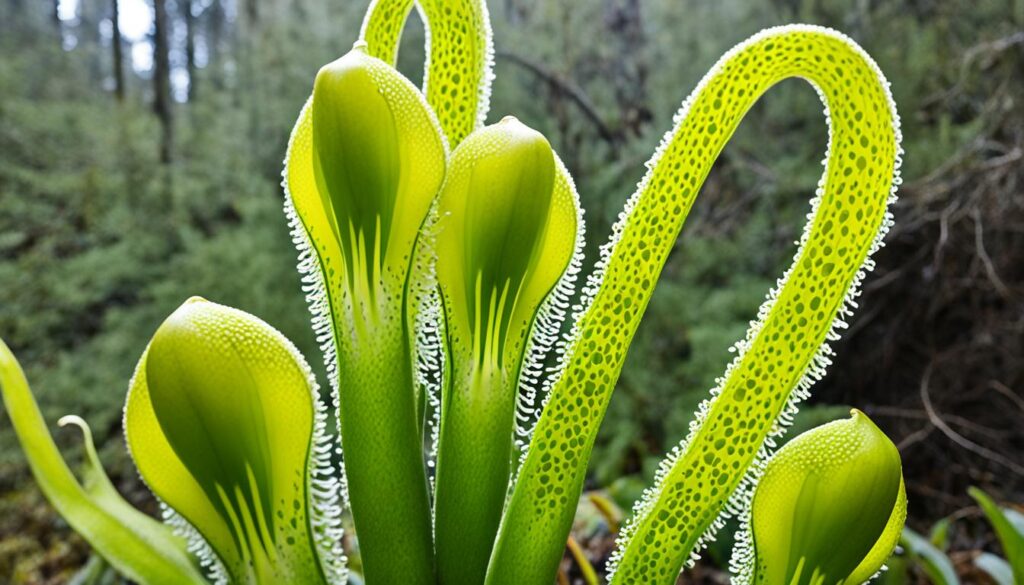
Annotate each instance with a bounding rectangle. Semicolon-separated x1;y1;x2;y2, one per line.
0;0;907;583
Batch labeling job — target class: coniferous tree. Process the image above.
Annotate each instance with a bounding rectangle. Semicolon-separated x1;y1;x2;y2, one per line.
183;0;197;101
153;0;173;163
111;0;125;101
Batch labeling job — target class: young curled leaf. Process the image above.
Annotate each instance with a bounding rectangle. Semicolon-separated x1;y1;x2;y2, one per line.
285;42;445;584
745;410;906;585
432;117;580;585
0;338;206;585
124;298;344;585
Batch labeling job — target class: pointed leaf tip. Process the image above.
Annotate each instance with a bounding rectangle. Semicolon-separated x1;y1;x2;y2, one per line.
307;45;446;326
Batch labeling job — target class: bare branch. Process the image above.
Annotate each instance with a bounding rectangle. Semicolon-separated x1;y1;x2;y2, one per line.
919;364;1024;475
496;50;620;147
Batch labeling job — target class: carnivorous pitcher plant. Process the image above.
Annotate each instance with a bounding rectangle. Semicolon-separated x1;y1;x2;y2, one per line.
1;0;908;583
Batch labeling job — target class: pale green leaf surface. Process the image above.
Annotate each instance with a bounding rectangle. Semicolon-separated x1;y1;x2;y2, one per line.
0;337;207;585
285;44;445;585
975;552;1014;585
743;411;904;585
846;477;907;584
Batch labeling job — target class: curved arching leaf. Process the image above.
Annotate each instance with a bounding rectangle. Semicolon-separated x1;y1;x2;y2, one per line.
969;487;1024;584
431;117;580;585
0;337;207;585
124;298;344;585
900;528;960;585
360;0;494;147
975;552;1014;585
488;25;902;585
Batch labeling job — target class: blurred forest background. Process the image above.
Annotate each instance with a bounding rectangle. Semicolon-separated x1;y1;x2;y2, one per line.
0;0;1022;583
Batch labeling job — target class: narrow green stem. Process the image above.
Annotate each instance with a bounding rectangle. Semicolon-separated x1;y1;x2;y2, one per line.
334;318;436;585
433;365;516;585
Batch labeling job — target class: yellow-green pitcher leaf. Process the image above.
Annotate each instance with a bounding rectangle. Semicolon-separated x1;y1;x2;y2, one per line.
284;42;444;584
309;45;446;332
124;298;344;585
741;411;905;585
489;26;902;585
0;338;207;585
432;117;581;585
361;0;494;146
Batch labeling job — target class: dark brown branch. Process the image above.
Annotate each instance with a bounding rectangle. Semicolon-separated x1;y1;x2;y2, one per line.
919;364;1024;475
496;50;619;147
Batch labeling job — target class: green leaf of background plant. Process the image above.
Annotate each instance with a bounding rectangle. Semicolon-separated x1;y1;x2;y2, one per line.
969;487;1024;584
930;517;952;550
488;25;902;585
0;337;207;585
900;527;960;585
877;554;910;585
975;552;1014;585
67;554;115;585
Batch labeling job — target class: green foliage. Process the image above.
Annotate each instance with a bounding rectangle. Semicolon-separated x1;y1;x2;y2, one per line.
431;118;580;585
970;487;1024;584
125;299;343;583
883;492;1024;585
496;26;901;585
4;2;906;584
899;527;960;585
290;43;448;584
975;553;1014;585
0;39;321;480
